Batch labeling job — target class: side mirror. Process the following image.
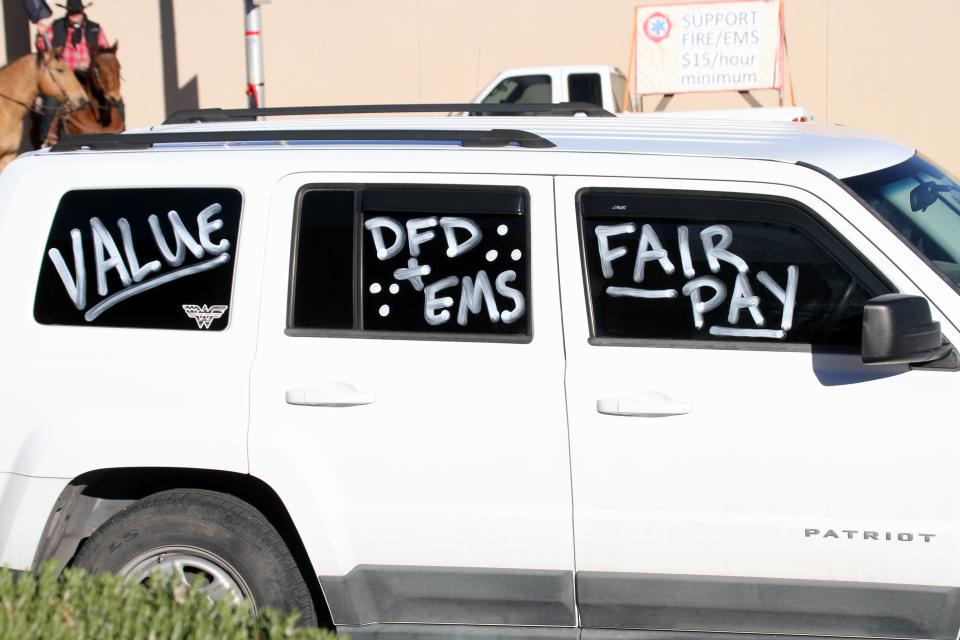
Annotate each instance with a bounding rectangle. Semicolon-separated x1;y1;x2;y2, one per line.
862;294;952;365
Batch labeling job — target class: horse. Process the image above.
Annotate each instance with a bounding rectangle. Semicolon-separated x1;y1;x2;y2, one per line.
0;49;87;171
57;41;124;139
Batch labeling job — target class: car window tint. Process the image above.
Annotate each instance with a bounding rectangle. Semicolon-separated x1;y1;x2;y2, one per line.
290;189;356;330
34;188;242;331
290;186;530;340
579;191;882;348
568;73;603;108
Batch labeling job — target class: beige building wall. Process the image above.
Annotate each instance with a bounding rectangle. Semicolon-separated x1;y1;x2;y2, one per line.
2;0;958;174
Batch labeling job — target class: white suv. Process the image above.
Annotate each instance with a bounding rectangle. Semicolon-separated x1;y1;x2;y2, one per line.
2;106;960;639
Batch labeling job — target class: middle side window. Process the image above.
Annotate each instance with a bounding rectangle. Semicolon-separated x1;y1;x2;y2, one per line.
290;185;530;340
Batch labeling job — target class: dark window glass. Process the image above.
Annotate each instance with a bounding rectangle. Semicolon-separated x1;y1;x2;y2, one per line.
34;188;242;330
568;73;603;108
579;191;881;347
290;186;530;338
291;190;355;329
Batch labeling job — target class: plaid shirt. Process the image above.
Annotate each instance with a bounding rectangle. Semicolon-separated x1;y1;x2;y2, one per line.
36;21;110;72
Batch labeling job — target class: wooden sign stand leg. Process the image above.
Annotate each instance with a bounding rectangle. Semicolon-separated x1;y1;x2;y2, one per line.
739;91;762;108
653;94;674;112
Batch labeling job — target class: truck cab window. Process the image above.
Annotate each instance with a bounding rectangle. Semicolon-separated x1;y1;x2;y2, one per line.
481;75;551;104
568;73;603;108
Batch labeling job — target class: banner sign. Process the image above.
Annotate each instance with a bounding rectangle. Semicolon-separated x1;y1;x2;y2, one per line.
633;0;784;96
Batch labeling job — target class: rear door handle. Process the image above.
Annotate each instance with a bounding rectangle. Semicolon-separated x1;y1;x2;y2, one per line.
597;392;691;417
285;382;375;407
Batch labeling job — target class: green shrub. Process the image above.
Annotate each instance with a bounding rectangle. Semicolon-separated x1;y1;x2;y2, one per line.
0;565;338;640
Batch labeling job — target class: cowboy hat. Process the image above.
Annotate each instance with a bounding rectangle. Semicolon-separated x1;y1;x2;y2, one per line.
56;0;92;13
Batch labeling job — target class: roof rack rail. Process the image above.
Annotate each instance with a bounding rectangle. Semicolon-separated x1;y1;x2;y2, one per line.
50;128;556;153
163;102;614;124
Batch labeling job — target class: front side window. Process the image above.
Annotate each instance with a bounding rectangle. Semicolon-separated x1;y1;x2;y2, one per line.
579;191;886;348
35;188;242;330
290;186;530;340
481;75;552;104
844;154;960;289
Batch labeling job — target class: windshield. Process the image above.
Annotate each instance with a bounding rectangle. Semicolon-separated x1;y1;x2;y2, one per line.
844;154;960;288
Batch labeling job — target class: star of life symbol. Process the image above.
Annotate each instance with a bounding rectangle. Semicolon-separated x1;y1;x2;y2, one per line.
644;11;671;43
182;304;229;329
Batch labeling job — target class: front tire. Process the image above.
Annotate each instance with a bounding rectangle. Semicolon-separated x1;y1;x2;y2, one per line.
72;489;317;626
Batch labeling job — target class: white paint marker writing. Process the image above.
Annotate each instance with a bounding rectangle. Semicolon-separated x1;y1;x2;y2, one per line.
423;275;459;326
458;270;500;326
709;327;786;339
678;225;695;279
406;217;438;258
728;272;764;326
700;224;749;274
440;217;482;258
606;287;678;299
364;217;405;260
496;270;525;324
595;223;636;279
757;266;799;331
633;224;675;283
682;276;727;329
394;257;432;292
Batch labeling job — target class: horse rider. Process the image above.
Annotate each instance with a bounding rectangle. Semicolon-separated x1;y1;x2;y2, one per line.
34;0;112;144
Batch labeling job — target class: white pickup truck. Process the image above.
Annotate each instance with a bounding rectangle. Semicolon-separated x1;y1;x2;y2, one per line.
473;64;812;121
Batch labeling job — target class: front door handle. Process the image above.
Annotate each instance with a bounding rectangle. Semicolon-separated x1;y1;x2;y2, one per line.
597;392;691;417
286;382;375;407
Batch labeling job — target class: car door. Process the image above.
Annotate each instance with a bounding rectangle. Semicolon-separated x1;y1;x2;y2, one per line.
555;175;960;639
249;173;575;630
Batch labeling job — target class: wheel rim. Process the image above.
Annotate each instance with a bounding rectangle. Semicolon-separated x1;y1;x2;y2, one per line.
119;546;255;612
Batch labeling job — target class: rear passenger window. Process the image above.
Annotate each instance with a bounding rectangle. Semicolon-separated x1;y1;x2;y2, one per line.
290;186;530;341
579;190;888;348
568;73;603;108
34;188;242;330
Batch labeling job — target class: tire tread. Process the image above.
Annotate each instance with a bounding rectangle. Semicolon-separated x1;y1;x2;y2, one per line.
73;488;317;626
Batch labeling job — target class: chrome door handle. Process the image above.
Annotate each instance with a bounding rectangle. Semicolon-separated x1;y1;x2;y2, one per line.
597;392;691;417
285;382;375;407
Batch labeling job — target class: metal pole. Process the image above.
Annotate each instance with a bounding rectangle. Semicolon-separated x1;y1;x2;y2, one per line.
244;0;267;107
